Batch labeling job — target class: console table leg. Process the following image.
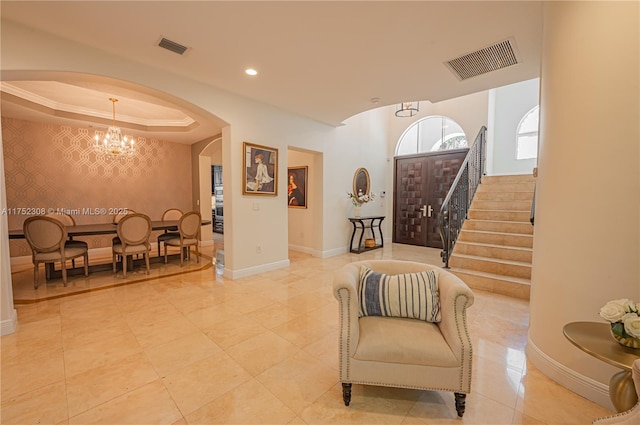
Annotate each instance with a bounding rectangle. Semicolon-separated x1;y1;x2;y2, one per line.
609;370;638;412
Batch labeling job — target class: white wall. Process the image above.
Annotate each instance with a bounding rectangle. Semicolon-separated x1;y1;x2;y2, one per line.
528;1;639;409
199;138;222;243
327;107;390;253
287;149;322;255
488;78;539;176
198;155;213;245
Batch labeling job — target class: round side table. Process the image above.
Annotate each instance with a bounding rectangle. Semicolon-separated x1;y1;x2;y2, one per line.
563;321;640;412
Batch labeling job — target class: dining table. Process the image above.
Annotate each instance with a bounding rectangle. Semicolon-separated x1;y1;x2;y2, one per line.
9;219;212;279
8;220;211;240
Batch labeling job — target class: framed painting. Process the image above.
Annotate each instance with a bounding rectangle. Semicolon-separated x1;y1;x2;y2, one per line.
243;142;278;196
287;166;308;208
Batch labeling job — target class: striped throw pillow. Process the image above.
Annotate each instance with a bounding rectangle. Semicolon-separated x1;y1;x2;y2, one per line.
358;266;441;323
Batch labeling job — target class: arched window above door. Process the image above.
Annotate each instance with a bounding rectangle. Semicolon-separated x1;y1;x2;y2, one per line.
516;106;539;160
395;116;468;156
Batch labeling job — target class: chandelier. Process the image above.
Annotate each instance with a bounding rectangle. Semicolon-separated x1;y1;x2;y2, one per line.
395;101;420;117
93;98;135;157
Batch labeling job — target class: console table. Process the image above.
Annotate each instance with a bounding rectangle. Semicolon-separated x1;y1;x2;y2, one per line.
348;216;384;254
563;321;640;412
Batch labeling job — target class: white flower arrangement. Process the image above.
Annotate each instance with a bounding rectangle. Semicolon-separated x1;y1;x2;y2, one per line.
599;298;640;339
347;191;376;207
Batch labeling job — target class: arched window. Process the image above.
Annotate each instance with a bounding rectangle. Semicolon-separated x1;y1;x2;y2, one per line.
516;106;539;160
395;116;467;156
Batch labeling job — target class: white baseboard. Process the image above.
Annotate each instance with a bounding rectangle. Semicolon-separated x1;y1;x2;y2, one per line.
229;259;290;279
526;335;614;411
484;172;534;178
319;246;349;258
288;244;314;255
287;244;327;258
1;308;17;336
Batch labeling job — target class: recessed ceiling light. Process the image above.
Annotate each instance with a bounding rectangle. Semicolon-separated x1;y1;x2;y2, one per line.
245;68;258;76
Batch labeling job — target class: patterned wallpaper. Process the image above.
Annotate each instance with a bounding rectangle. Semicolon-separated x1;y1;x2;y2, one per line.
2;117;193;257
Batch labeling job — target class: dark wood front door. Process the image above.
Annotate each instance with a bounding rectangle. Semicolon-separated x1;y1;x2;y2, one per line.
393;149;468;248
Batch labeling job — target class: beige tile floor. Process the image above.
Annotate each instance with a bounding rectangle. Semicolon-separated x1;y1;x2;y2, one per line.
2;240;613;424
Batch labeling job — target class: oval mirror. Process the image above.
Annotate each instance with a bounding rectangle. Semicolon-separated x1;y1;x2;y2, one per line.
353;167;370;198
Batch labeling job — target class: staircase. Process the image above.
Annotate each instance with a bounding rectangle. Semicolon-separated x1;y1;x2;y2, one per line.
449;174;535;300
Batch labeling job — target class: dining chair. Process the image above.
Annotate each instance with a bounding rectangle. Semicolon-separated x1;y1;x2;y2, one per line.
157;208;183;257
112;209;135;256
112;213;152;278
163;211;201;266
23;216;89;288
45;212;87;267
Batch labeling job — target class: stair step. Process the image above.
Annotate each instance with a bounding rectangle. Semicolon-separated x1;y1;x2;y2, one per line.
449;174;535;300
454;241;532;263
468;209;531;222
477;182;536;192
449;253;532;279
458;229;533;248
450;268;530;300
462;219;534;235
481;175;535;184
473;200;533;211
474;191;534;201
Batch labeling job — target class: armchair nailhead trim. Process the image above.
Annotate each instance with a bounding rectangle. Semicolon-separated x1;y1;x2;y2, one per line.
592;401;640;424
337;288;351;381
348;380;468;393
453;293;473;393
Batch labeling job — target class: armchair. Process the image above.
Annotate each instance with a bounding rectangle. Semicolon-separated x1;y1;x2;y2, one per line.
333;260;474;417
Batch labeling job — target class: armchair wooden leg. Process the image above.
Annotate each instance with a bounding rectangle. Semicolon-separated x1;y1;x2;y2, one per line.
454;392;466;417
342;383;352;406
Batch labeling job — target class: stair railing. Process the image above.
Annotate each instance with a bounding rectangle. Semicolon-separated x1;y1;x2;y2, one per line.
439;126;487;268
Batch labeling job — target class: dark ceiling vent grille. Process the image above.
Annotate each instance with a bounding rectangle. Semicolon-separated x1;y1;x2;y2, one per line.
446;39;519;81
158;37;190;55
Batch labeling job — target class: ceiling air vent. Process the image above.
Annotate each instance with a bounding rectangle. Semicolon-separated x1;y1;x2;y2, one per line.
446;39;519;81
158;37;190;55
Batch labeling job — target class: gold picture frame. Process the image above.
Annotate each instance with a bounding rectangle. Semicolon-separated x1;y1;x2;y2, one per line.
287;166;308;208
243;142;278;196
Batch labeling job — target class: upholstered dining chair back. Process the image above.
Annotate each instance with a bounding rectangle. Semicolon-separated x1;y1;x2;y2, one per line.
24;216;66;253
44;212;86;267
179;211;201;239
163;211;201;266
117;213;152;247
157;208;183;256
23;215;89;288
162;208;183;221
112;213;152;278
